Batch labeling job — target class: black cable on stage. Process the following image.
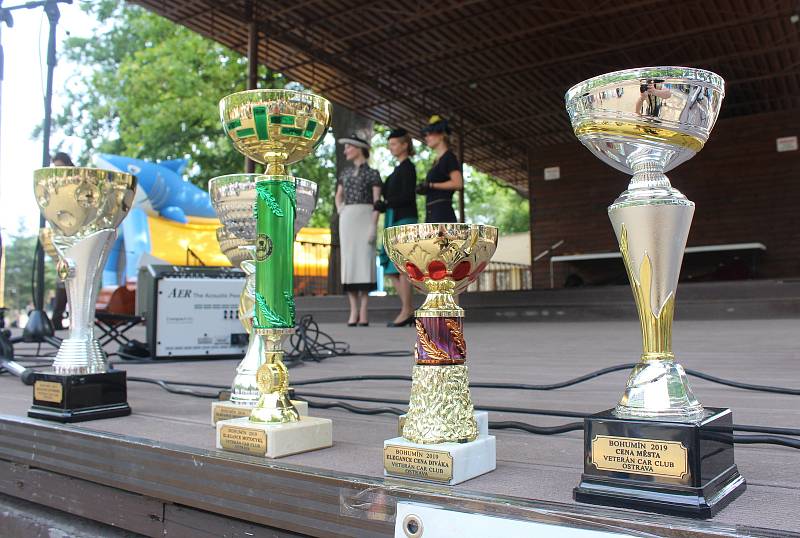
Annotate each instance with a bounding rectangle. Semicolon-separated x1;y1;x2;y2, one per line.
684;367;800;396
302;399;405;416
120;375;800;448
292;390;590;419
300;399;585;434
490;420;585;435
732;435;800;449
283;366;800;396
300;398;800;446
292;374;411;386
126;376;220;399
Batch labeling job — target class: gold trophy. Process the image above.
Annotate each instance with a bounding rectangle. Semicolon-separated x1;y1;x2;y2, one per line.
214;89;334;458
29;167;136;422
382;223;498;485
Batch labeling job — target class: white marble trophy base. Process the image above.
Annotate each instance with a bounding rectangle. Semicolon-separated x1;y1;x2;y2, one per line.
384;411;496;486
216;415;332;458
211;399;308;425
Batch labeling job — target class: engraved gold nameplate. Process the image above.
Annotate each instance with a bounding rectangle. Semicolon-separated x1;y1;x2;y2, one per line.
591;435;688;479
34;381;63;404
213;404;251;424
384;445;453;482
219;425;267;456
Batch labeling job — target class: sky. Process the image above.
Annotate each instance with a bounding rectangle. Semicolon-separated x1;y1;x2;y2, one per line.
0;1;95;237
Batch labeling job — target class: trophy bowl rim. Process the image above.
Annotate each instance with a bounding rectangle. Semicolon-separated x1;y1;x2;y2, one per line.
219;88;332;113
384;222;499;245
33;166;136;186
209;173;317;195
565;66;725;106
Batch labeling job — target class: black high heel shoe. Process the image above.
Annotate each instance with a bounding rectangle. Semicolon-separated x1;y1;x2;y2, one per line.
387;315;414;327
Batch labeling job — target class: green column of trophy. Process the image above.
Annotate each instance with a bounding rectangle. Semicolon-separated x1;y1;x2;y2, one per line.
214;89;333;458
251;178;297;423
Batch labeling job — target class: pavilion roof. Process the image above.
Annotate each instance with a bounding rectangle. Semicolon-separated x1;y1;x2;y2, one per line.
132;0;800;192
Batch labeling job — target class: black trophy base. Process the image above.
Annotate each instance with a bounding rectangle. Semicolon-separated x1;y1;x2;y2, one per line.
574;407;746;519
28;370;131;423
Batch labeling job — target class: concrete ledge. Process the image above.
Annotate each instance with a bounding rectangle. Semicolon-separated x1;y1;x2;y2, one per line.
297;280;800;323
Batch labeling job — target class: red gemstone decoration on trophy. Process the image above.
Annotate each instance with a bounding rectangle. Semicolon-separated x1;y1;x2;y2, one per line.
427;261;447;280
406;262;424;281
452;260;471;280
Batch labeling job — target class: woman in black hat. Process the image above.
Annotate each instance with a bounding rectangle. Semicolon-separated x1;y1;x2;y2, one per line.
416;115;463;223
335;134;382;326
376;128;417;327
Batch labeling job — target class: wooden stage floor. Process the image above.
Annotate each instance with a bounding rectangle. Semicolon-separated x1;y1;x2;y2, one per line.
1;318;798;536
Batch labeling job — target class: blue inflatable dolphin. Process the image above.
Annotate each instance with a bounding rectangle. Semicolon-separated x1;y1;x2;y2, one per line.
95;154;221;286
96;154;215;223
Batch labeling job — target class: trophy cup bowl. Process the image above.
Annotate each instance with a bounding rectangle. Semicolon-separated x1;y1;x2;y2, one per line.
382;223;498;485
384;223;499;300
567;68;744;516
209;174;318;239
220;89;331;172
29;167;135;423
208;174;317;422
566;66;724;180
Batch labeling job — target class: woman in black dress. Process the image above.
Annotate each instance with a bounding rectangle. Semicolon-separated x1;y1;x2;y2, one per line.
376;128;417;327
415;115;463;223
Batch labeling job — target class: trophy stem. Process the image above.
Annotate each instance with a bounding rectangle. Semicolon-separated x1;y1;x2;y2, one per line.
229;332;263;405
250;328;299;423
229;260;261;405
610;200;703;420
52;229;116;375
403;305;477;443
628;160;671;190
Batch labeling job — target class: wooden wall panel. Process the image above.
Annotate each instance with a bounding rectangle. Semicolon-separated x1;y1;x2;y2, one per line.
528;110;800;289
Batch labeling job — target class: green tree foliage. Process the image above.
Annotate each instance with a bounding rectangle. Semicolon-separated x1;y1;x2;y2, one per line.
52;1;523;234
2;226;57;311
463;169;530;233
52;0;336;224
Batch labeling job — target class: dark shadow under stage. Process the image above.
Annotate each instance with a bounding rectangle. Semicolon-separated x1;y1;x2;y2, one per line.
1;317;799;536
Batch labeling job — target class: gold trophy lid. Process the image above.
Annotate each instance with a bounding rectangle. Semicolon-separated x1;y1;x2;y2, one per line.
219;89;331;172
384;223;498;295
33;166;137;238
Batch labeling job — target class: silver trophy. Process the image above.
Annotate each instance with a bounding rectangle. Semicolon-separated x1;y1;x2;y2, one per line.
566;66;724;419
208;174;317;423
29;167;136;422
567;68;745;517
33;167;136;373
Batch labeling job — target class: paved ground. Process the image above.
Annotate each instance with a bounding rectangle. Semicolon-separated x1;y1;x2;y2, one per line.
1;318;799;533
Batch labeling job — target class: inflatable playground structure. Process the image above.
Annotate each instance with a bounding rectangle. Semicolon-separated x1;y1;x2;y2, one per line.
94;155;330;296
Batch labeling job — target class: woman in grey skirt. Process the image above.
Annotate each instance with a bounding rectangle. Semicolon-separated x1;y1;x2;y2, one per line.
335;134;382;326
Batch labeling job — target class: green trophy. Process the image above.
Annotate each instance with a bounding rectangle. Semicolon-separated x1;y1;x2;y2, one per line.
214;89;333;458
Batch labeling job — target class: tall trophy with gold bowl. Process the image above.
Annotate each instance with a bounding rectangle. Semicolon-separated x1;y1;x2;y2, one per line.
214;89;333;458
382;223;498;485
566;67;745;517
29;167;136;422
208;176;317;425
